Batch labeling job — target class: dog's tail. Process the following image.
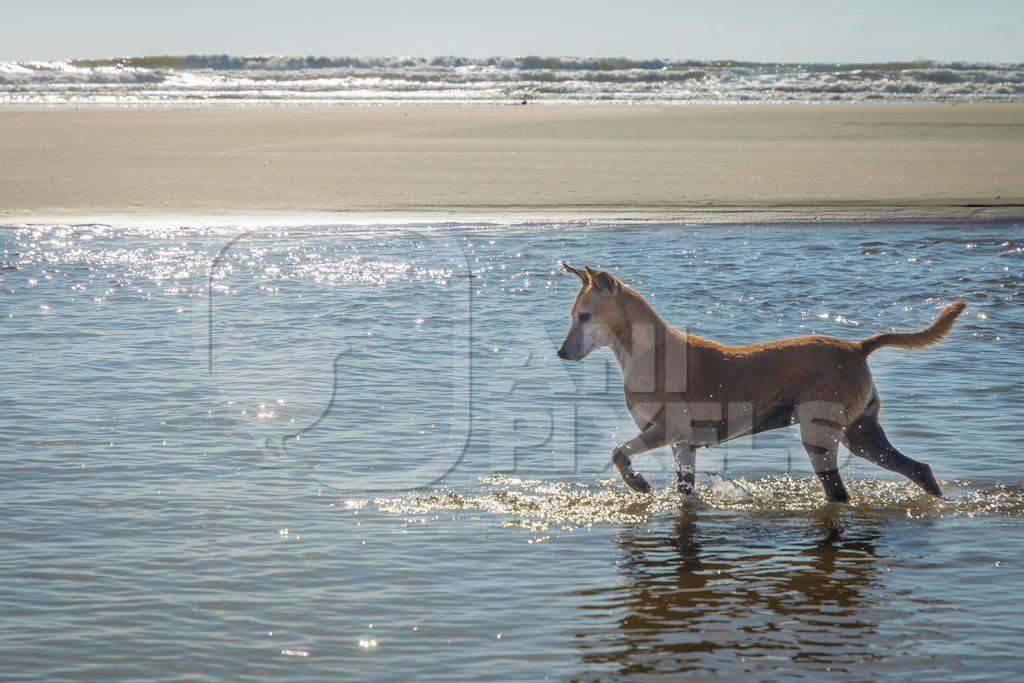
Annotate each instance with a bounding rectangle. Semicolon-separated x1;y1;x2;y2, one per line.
859;300;967;356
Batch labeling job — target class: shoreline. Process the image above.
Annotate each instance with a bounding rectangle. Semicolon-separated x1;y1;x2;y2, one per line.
3;103;1023;225
6;207;1024;228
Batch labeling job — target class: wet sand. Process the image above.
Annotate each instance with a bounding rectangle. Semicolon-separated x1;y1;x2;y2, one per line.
2;103;1023;224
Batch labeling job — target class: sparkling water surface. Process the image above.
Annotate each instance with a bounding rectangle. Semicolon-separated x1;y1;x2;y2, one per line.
2;222;1023;680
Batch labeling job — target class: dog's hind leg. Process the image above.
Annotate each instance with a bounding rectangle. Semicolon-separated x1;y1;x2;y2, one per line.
798;410;850;503
843;415;943;497
671;442;697;495
804;442;850;503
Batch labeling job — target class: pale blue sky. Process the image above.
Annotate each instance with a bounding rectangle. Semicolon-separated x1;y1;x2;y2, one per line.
4;0;1022;62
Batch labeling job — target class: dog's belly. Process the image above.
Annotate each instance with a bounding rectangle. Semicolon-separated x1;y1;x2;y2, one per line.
690;402;798;447
626;395;798;447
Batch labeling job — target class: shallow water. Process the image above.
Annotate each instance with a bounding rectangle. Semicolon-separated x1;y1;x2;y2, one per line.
2;222;1023;680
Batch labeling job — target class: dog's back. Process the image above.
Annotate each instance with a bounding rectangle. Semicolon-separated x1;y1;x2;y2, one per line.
673;332;875;434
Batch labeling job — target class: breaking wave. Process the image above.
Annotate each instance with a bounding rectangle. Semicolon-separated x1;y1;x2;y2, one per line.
2;55;1023;105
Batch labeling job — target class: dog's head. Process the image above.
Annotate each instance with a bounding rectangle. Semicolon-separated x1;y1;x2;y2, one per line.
557;262;622;361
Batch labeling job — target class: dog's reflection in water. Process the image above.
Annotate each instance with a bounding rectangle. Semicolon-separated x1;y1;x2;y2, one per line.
572;512;907;677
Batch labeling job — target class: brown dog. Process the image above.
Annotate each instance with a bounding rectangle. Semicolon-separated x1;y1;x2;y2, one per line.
557;263;966;502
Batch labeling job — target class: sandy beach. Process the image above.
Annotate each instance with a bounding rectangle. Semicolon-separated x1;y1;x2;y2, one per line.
2;103;1023;224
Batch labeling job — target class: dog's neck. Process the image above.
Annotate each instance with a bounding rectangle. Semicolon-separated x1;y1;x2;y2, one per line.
606;287;672;369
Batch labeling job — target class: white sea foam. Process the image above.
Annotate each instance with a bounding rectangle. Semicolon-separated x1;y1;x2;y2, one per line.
0;55;1022;105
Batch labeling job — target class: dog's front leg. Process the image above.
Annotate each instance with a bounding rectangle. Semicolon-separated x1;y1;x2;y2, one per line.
612;420;673;494
671;442;697;495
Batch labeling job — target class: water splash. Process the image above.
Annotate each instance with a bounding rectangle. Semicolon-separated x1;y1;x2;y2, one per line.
373;475;1024;530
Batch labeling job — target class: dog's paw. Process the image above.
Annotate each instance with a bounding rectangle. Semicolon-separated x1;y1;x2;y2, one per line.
626;473;653;494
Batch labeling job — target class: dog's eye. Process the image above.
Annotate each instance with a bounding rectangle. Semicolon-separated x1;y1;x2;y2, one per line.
578;312;591;322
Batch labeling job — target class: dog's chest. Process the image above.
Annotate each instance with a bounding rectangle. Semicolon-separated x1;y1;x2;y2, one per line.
622;392;663;428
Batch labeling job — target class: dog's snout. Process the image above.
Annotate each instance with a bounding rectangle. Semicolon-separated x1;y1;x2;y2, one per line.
557;347;569;360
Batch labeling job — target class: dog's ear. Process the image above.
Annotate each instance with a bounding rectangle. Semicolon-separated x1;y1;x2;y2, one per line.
585;266;620;293
562;261;589;283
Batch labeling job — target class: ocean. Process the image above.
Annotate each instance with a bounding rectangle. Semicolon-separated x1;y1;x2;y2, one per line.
2;221;1023;680
1;55;1023;105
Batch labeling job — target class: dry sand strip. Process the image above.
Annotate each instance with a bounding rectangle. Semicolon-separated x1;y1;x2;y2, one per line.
1;103;1023;224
